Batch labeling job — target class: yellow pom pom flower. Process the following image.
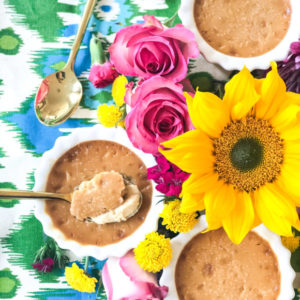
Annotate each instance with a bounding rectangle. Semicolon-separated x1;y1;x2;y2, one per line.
281;235;300;253
134;232;172;273
97;104;124;128
160;199;198;233
65;263;97;293
112;75;128;107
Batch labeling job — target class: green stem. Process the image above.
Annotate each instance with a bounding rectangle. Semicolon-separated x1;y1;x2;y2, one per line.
84;256;90;273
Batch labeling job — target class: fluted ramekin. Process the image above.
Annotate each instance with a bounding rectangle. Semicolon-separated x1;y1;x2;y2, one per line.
179;0;300;71
160;216;295;300
34;125;163;260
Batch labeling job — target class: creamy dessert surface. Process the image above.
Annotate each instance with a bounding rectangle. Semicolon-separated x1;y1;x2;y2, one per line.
90;183;142;225
175;229;280;300
194;0;291;57
70;171;126;220
45;140;152;246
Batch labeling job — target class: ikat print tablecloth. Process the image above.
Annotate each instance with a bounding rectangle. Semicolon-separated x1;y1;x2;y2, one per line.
0;0;299;299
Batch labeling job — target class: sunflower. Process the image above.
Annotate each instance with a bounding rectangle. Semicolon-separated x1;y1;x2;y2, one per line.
160;62;300;244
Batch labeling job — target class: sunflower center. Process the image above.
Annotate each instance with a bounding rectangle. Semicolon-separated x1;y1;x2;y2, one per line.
213;117;284;192
230;138;263;172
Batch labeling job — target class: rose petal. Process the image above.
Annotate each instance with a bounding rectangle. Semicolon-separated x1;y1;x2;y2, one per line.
119;250;157;284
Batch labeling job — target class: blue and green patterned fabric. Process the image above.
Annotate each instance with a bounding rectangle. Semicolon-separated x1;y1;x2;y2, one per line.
0;0;299;299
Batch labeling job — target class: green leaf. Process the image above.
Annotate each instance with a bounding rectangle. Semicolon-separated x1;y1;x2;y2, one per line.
187;72;214;92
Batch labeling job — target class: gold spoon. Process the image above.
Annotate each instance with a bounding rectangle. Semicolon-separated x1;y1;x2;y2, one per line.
34;0;97;126
0;189;72;202
0;186;142;224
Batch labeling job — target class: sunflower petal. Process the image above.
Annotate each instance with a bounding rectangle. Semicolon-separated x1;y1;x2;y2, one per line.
255;62;286;120
271;104;300;133
223;66;259;120
254;183;298;236
204;182;237;228
181;173;219;194
222;192;254;244
279;124;300;140
180;192;205;213
180;173;219;213
185;91;229;138
285;140;300;158
160;130;214;174
279;158;300;199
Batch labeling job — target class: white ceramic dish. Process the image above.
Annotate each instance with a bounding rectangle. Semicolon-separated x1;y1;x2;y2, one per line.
179;0;300;71
160;216;295;300
34;125;163;260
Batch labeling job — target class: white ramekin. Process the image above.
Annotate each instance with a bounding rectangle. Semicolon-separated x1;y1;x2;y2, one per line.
179;0;300;71
34;125;163;260
160;216;295;300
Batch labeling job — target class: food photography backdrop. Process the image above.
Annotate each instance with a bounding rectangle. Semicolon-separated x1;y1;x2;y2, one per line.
0;0;300;299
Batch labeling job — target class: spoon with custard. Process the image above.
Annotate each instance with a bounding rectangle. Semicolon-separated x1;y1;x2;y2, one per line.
0;171;142;225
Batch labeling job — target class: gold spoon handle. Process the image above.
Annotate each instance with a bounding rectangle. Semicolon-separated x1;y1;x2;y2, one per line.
0;189;71;202
66;0;97;69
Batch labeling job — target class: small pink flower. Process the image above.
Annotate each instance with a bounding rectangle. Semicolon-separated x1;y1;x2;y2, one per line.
109;15;199;82
88;62;119;88
32;257;54;273
102;250;168;300
125;77;193;154
148;154;189;197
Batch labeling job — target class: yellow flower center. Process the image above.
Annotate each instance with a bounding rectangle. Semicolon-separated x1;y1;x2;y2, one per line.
213;116;284;192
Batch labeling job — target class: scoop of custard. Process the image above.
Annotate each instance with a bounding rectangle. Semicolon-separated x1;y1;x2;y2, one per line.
70;171;142;224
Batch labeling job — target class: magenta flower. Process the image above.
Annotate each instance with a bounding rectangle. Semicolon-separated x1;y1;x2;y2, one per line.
277;39;300;93
148;154;189;197
125;77;193;154
88;62;119;88
102;250;168;300
109;15;199;82
32;258;54;273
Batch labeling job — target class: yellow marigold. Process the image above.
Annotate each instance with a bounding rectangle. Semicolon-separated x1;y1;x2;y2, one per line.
112;75;128;107
65;263;97;293
97;104;123;128
134;232;172;273
160;200;198;233
281;235;300;253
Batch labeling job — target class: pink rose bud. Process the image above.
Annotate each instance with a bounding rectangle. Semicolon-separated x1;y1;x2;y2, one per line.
102;250;168;300
109;15;199;82
88;62;119;88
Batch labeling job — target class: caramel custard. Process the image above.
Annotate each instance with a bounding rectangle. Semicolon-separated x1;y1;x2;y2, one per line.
194;0;291;57
45;140;152;246
175;229;280;299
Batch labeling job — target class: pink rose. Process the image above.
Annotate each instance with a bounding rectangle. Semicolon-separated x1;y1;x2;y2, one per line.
88;62;119;88
102;250;168;300
125;77;193;154
109;15;199;82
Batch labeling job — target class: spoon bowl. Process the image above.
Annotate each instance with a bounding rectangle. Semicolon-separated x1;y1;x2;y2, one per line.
35;67;82;126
